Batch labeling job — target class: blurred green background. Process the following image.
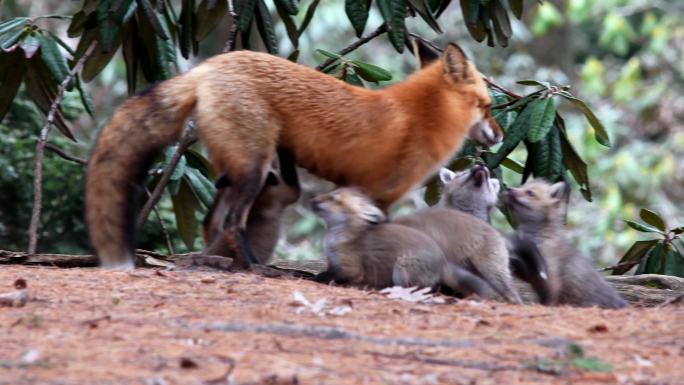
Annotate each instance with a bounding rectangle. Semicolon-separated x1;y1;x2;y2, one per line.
0;0;682;273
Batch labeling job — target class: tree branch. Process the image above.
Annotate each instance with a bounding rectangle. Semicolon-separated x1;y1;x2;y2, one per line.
136;125;198;229
315;23;389;72
44;143;86;165
27;40;98;254
222;0;239;53
145;188;175;256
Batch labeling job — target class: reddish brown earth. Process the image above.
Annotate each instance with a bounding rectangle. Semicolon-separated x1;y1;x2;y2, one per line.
0;265;682;385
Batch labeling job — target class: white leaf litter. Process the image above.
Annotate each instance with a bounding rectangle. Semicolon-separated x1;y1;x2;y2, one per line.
292;291;352;317
380;286;445;304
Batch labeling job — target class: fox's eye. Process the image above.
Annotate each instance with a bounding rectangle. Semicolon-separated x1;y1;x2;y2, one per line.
525;190;536;198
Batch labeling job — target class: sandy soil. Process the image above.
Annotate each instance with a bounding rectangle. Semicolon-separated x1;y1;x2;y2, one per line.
0;265;682;385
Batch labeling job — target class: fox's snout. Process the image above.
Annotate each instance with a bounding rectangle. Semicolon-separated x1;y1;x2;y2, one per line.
469;118;503;147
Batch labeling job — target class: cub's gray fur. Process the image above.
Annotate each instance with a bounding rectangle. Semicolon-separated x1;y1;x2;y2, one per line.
311;188;494;298
438;165;551;304
504;180;628;309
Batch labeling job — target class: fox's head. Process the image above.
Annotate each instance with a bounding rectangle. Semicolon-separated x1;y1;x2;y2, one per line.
504;180;568;226
412;39;503;148
311;188;386;229
438;164;500;215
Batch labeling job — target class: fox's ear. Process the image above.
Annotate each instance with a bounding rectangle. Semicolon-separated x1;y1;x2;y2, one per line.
265;171;280;186
215;175;230;189
411;37;441;69
442;43;470;81
438;168;456;187
549;181;568;199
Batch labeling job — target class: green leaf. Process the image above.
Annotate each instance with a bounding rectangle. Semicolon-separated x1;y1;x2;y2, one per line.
343;71;364;87
672;227;684;235
298;0;320;37
19;34;41;59
613;239;659;275
509;0;523;19
255;0;279;54
24;57;75;140
184;167;215;209
316;49;342;60
0;50;25;121
408;0;442;34
571;358;612;373
624;220;662;234
517;79;551;88
489;0;510;46
171;178;199;250
377;0;407;52
349;60;392;82
562;94;611;147
0;17;27;37
663;246;684;278
164;147;187;181
0;24;27;49
639;209;666;232
487;99;536;169
528;129;561;181
75;77;95;117
527;98;556;143
82;34;121;82
287;49;299;62
195;0;228;41
500;157;524;173
460;0;480;26
136;0;169;39
274;0;299;15
641;242;666;275
238;0;257;31
67;11;88;38
345;0;371;37
184;148;216;180
36;33;70;88
559;125;591;201
274;0;299;48
179;0;196;58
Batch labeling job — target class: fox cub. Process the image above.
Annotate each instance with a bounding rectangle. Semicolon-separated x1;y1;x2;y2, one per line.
311;188;495;297
394;178;522;303
504;180;628;309
437;165;551;304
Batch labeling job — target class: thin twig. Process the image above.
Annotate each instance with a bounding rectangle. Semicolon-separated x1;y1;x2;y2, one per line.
136;125;198;229
597;258;645;273
222;0;239;53
44;143;86;165
315;23;389;72
145;188;175;256
27;40;98;254
483;77;522;99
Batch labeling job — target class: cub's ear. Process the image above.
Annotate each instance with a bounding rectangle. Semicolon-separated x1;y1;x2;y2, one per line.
549;181;568;199
438;167;456;188
361;204;387;225
490;178;501;195
442;43;470;81
411;37;441;69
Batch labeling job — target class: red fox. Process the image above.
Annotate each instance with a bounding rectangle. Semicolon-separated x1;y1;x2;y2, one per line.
86;44;502;269
311;188;495;298
503;180;628;309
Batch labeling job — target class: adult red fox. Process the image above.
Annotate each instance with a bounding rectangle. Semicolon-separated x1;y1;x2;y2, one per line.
86;43;502;269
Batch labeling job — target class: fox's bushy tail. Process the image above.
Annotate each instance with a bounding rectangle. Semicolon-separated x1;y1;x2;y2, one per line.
86;72;199;268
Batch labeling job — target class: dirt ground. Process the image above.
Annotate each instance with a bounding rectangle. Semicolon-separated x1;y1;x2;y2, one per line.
0;265;682;385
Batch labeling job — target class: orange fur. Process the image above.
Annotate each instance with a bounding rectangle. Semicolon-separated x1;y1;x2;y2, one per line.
86;45;501;268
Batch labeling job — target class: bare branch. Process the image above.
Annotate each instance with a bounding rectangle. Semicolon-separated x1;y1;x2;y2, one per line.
27;40;98;254
222;0;239;53
145;188;175;256
315;23;389;72
44;143;86;165
136;125;198;229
